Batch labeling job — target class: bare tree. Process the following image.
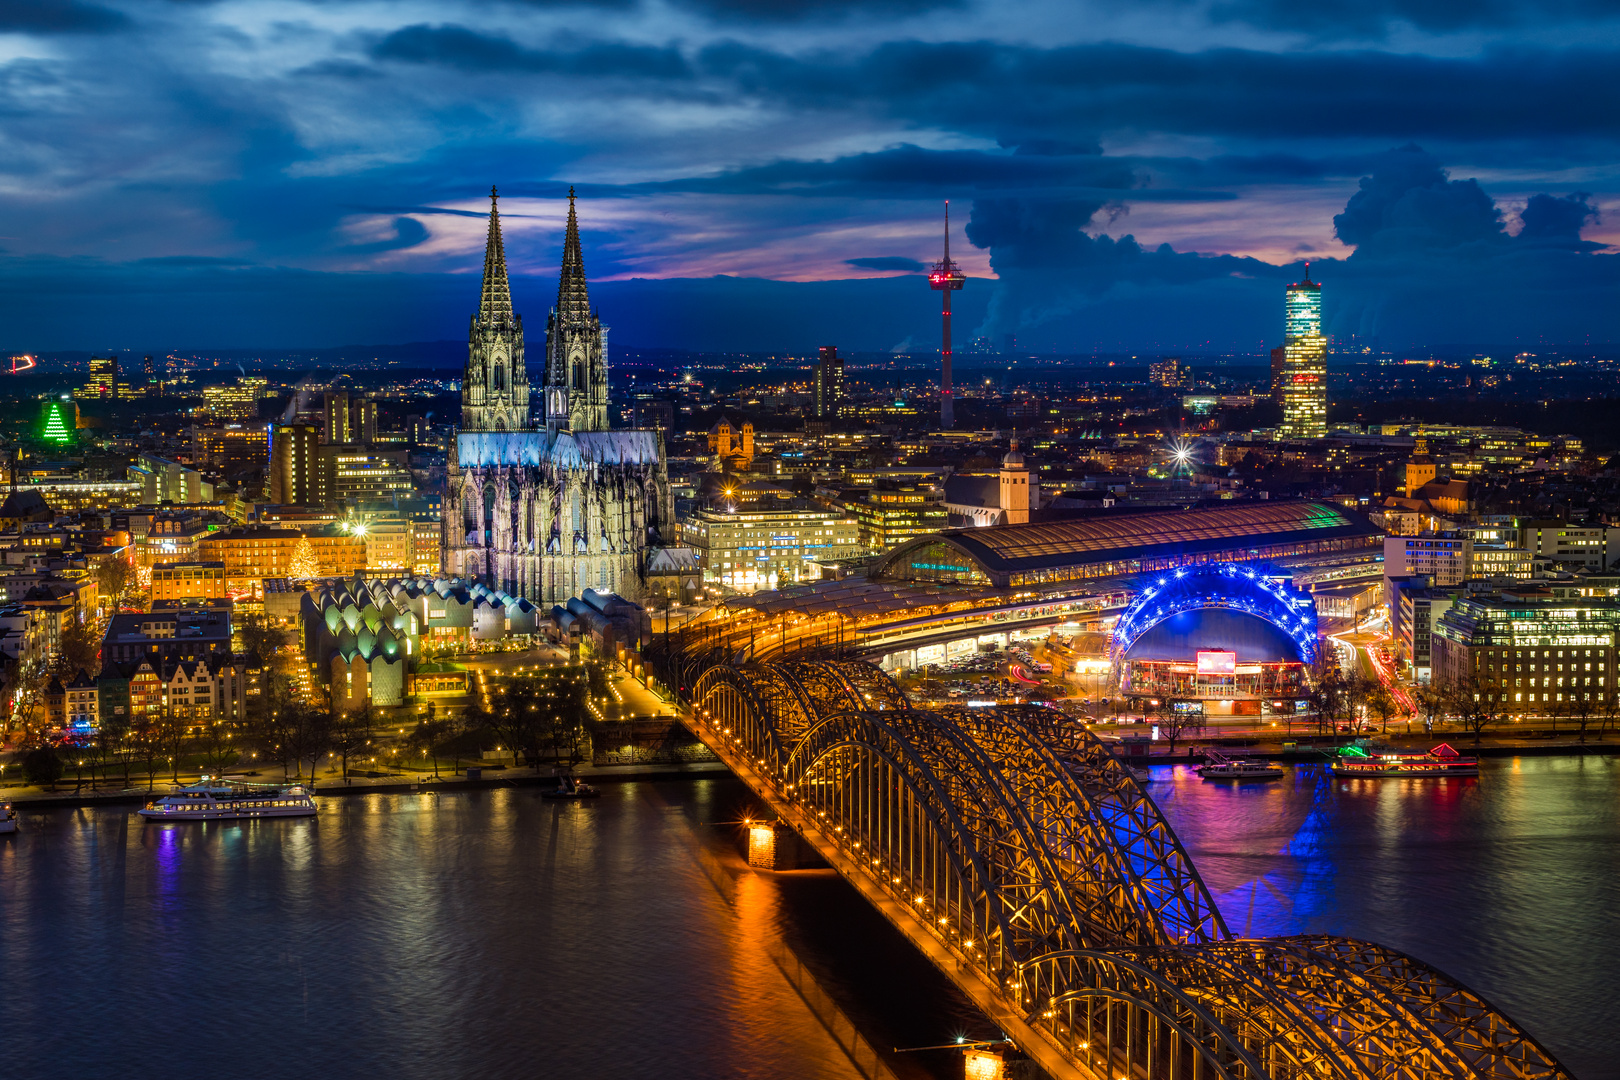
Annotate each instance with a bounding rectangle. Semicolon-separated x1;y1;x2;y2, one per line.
1364;682;1398;735
330;706;376;781
1561;691;1599;744
1443;675;1497;745
1155;701;1204;758
1413;684;1447;735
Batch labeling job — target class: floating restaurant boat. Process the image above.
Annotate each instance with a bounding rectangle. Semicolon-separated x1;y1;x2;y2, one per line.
138;776;317;821
1331;742;1479;778
1197;750;1283;781
0;801;16;834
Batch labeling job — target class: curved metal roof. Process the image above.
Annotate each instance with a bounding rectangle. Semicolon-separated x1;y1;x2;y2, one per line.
875;501;1376;580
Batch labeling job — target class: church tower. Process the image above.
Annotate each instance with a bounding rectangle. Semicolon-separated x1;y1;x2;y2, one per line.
543;189;610;435
461;187;530;432
999;437;1035;526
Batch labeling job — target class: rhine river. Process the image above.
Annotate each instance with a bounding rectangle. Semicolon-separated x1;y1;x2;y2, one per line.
1;755;1615;1080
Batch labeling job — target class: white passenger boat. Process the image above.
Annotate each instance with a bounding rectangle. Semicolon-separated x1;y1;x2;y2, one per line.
1197;751;1283;781
0;802;16;834
138;776;317;821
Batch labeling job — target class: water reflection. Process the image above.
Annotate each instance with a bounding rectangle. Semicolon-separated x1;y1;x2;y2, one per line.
1151;755;1620;1079
2;761;1612;1080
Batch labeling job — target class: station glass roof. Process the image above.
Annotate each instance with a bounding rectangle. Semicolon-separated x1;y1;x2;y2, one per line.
880;501;1376;579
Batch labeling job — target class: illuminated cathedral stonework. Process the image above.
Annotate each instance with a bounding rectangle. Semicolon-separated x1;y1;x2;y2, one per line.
443;188;675;603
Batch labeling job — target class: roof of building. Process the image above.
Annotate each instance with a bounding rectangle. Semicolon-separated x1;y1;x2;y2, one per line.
0;490;53;520
875;500;1378;581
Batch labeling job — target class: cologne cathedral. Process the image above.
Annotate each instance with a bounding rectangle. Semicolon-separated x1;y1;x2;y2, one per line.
442;188;675;603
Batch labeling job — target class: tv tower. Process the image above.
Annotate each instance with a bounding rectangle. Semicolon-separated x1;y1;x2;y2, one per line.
929;201;965;429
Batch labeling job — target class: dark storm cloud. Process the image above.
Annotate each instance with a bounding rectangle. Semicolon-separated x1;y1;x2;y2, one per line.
846;256;925;272
1518;192;1602;248
371;25;692;79
699;40;1620;143
0;0;127;33
671;0;958;21
953;146;1617;348
961;195;1278;339
1333;144;1504;255
1199;0;1620;37
636;144;1148;199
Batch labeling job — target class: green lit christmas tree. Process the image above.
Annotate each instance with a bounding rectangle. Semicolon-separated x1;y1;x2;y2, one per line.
41;402;72;443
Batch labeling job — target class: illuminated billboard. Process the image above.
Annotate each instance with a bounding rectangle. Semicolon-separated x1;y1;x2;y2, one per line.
1196;650;1236;676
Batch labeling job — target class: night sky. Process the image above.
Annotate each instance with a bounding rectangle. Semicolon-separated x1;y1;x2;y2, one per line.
1;0;1615;353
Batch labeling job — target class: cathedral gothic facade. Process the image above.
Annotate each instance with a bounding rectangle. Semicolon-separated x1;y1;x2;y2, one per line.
443;188;675;604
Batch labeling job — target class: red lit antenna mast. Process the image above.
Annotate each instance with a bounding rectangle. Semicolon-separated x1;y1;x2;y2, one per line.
929;202;965;429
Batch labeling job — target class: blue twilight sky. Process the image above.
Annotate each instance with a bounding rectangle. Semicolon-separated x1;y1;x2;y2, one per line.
0;0;1617;354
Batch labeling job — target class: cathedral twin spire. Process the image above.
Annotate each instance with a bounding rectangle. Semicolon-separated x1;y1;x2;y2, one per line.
461;185;608;435
479;185;514;326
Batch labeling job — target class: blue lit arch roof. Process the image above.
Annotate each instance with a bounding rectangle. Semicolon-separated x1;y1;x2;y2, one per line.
1111;563;1319;667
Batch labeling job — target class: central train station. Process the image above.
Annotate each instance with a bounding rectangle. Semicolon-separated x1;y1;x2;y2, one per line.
679;500;1381;673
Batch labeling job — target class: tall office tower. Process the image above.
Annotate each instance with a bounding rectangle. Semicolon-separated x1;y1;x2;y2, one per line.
324;391;351;444
928;202;965;429
270;422;322;506
815;345;845;418
355;397;377;444
82;355;118;399
1278;269;1326;439
1268;345;1287;406
143;354;161;398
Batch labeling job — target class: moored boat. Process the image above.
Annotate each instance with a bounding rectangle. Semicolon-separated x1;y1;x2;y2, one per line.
1197;750;1283;781
1331;742;1479;778
138;776;317;821
0;801;16;834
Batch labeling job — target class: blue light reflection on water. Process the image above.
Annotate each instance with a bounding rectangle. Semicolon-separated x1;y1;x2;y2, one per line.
1149;756;1620;1080
0;783;861;1080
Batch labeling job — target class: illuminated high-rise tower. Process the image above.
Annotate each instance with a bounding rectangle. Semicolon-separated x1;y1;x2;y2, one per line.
928;202;965;429
1278;268;1326;439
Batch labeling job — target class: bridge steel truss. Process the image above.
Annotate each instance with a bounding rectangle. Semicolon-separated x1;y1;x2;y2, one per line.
685;659;1570;1080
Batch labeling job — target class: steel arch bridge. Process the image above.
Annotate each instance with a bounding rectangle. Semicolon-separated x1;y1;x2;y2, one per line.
682;658;1569;1080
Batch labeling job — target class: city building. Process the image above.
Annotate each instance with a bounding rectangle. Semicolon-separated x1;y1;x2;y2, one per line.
102;598;233;664
1384;533;1472;588
324;391;378;445
1431;592;1620;713
1404;437;1438;497
942;441;1041;527
197;525;366;595
1149;357;1191;389
136;514;215;567
151;561;227;602
1519;521;1620;572
444;189;677;603
707;417;755;472
836;483;948;553
130;454;212;505
81;355;118;399
1277;271;1326;439
201;378;266;422
192;424;271;477
316;445;412;509
815;346;845;418
680;505;861;591
298;575;539;708
269;422;321;506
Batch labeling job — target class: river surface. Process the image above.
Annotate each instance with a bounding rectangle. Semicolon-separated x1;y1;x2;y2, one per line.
0;756;1615;1080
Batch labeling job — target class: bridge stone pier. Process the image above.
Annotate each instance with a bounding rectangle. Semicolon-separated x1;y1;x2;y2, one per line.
674;657;1570;1080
